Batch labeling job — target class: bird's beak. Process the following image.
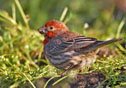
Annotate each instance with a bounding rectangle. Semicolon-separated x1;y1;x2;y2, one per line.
38;26;47;34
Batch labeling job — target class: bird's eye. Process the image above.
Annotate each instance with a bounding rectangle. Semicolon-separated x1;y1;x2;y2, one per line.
50;27;53;30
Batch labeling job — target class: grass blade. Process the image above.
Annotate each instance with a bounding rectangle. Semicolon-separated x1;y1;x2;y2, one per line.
12;3;16;21
43;76;56;88
60;7;68;22
52;75;68;86
116;18;125;38
14;0;29;28
23;73;36;88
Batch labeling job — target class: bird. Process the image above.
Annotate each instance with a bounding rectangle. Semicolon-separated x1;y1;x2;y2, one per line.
38;20;121;76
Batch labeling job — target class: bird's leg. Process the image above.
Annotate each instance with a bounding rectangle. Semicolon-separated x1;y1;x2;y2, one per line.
61;70;67;77
79;69;82;73
61;64;74;77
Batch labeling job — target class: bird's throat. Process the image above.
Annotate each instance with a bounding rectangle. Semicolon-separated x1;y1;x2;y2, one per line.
43;38;49;45
43;32;57;45
46;31;56;38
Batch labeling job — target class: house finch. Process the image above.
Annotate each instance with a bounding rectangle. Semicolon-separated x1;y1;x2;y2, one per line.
39;20;121;75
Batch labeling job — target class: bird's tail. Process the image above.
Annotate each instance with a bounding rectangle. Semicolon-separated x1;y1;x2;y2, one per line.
95;38;122;48
81;38;122;53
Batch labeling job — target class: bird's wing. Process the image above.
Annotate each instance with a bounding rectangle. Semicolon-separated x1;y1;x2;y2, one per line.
46;35;100;55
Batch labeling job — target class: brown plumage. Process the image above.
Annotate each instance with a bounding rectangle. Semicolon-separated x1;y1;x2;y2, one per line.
39;20;121;75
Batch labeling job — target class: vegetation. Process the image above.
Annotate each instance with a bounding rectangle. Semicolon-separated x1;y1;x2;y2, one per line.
0;0;126;88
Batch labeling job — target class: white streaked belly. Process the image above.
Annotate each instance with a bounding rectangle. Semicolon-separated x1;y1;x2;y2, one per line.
46;50;97;70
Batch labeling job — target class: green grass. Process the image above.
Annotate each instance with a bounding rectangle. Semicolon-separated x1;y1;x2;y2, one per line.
0;0;126;88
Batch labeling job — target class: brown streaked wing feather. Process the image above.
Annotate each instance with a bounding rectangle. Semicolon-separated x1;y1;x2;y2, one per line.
46;32;98;55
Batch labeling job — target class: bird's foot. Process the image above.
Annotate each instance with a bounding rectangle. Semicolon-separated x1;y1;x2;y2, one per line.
60;71;67;77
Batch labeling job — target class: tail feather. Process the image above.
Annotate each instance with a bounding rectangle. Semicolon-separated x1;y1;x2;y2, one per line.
79;38;122;54
95;38;122;48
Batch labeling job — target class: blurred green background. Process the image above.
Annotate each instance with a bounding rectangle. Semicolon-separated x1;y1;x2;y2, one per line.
0;0;126;87
1;0;125;32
